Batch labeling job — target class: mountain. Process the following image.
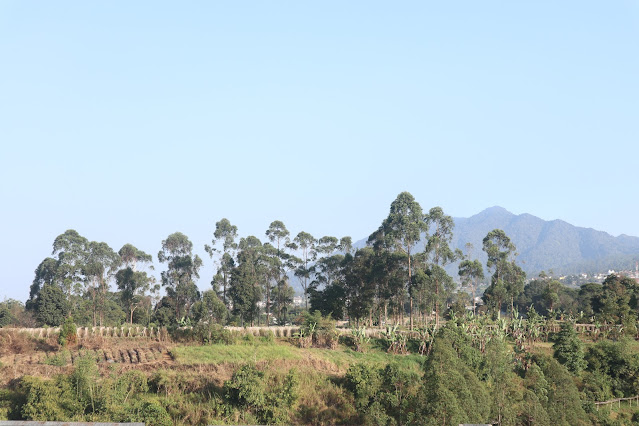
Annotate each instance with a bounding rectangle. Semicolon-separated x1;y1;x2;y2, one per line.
356;207;639;276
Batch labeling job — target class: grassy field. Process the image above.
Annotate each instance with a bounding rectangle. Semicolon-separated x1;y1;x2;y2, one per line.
170;339;425;375
171;341;301;364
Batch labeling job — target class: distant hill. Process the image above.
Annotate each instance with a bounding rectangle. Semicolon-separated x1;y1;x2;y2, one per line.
354;206;639;277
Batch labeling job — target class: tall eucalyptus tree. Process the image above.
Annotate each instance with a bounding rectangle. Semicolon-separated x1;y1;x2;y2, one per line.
369;192;424;329
458;258;484;315
116;244;154;324
83;241;121;326
158;232;202;321
423;206;458;327
293;231;318;310
265;220;292;325
204;218;238;308
230;236;265;326
482;229;525;316
52;229;89;297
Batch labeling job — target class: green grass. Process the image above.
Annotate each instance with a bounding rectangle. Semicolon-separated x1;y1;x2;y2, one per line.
171;342;301;364
172;340;424;375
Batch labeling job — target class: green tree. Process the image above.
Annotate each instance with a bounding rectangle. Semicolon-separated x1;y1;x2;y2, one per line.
537;355;589;424
204;218;238;308
158;232;202;322
482;229;525;316
293;231;317;310
595;273;638;325
343;249;376;325
34;283;69;326
553;322;586;374
192;289;228;324
27;257;58;310
51;230;90;297
116;244;154;324
369;191;425;329
230;236;265;326
265;220;294;325
423;206;457;328
417;335;490;425
82;241;121;326
458;258;484;315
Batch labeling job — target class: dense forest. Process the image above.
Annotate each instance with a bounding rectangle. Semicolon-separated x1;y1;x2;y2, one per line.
3;191;639;425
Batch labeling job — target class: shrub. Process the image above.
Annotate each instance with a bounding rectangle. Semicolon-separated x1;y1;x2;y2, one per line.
134;401;172;426
71;352;100;413
224;364;265;409
553;322;586;374
259;330;275;344
174;322;237;345
223;364;299;424
18;376;81;421
344;363;381;410
351;327;370;352
58;317;77;347
302;311;339;349
19;376;66;420
44;350;70;366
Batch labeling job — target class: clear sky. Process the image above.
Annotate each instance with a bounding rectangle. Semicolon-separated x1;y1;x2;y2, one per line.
1;1;638;302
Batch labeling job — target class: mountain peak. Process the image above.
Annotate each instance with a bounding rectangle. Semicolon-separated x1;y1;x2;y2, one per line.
482;206;512;214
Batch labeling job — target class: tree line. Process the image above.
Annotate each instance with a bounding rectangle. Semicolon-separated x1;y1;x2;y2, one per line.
4;191;638;330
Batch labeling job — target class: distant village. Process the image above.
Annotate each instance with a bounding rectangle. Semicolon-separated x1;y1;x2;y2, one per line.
557;264;639;287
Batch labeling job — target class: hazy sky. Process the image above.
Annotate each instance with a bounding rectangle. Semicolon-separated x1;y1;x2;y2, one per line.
1;1;638;302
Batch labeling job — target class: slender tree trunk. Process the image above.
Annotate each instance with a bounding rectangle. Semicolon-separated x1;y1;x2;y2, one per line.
384;303;388;326
266;284;271;327
408;251;413;330
223;271;227;308
435;279;440;329
472;280;476;315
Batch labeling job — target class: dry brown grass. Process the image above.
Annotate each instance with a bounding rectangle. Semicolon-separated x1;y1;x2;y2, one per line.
0;329;57;356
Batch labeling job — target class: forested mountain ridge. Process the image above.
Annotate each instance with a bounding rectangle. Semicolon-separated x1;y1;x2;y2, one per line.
356;206;639;276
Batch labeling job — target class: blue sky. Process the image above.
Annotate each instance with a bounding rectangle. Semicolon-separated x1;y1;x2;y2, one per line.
1;1;638;302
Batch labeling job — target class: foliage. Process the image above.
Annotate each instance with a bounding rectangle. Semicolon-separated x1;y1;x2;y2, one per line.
351;326;370;352
553;321;587;374
417;336;490;425
34;284;69;327
301;310;339;349
44;350;71;367
223;364;299;424
57;316;77;347
158;232;202;322
584;338;639;399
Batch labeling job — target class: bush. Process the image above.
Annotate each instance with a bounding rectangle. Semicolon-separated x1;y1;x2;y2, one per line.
17;376;81;421
44;350;70;366
259;330;275;344
224;364;265;409
223;364;298;424
134;401;172;426
302;311;339;349
58;317;77;347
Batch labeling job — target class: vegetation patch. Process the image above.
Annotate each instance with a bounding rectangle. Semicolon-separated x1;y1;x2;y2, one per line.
171;342;301;365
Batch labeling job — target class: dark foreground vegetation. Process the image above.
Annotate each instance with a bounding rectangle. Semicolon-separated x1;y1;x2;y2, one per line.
3;313;639;425
3;191;639;424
